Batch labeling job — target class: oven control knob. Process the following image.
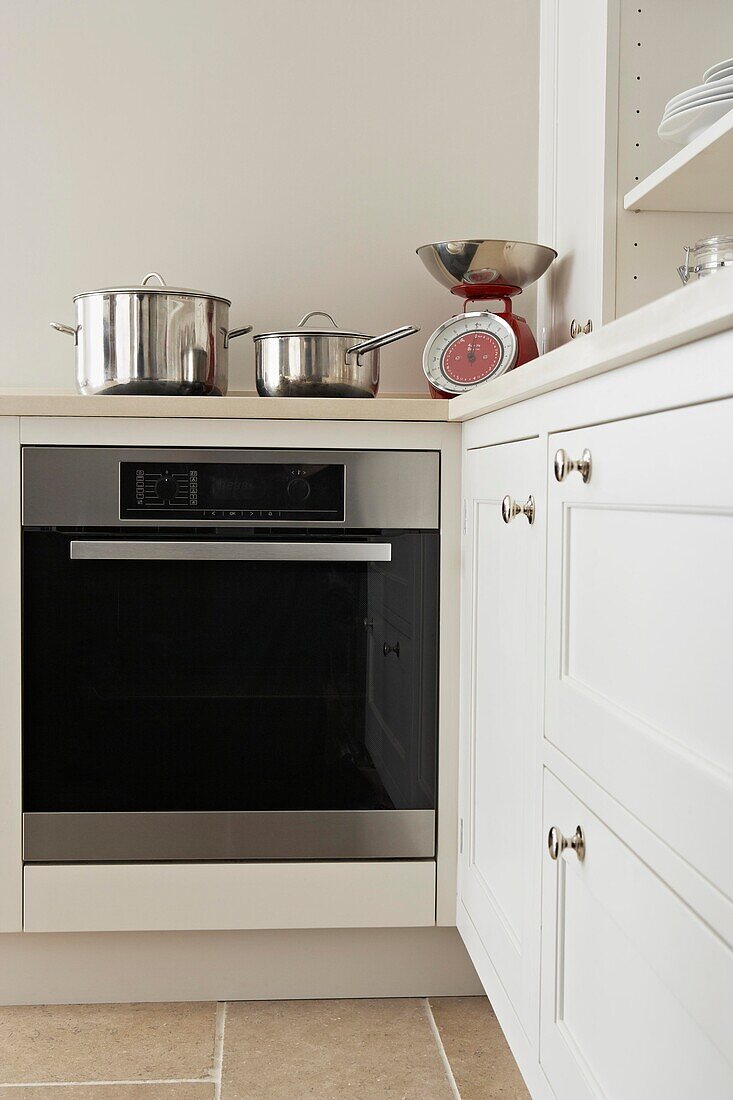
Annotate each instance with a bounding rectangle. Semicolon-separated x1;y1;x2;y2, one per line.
156;476;177;502
287;477;311;504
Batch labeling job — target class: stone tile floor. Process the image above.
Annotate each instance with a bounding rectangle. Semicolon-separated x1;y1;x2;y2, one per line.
0;996;530;1099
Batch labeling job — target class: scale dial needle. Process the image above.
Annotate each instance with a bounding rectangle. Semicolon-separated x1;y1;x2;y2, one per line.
466;327;482;363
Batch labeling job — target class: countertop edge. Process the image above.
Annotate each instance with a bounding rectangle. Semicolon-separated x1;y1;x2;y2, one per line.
0;392;451;422
449;271;733;421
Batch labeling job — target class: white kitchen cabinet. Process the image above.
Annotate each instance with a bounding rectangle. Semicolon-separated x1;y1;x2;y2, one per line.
457;338;733;1100
538;0;619;349
541;768;733;1100
458;438;543;1043
545;400;733;902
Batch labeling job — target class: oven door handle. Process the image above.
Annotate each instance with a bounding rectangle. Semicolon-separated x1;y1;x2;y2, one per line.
69;540;392;562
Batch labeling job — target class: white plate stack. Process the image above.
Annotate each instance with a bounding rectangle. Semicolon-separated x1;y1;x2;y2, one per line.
658;57;733;146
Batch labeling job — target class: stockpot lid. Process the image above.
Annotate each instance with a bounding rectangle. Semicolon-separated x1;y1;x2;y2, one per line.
253;310;365;341
72;272;231;306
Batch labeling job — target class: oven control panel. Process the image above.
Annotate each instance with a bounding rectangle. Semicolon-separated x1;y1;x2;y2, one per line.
120;462;346;521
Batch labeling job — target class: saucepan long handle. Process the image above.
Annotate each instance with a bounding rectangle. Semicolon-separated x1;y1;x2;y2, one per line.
345;325;419;359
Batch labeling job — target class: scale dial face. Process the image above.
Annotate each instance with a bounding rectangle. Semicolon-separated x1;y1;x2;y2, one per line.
422;310;518;395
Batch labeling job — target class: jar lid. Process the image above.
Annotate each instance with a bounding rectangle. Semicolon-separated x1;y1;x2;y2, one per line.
693;234;733;250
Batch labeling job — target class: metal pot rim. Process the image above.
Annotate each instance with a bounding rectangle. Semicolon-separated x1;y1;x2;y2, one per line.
73;286;231;306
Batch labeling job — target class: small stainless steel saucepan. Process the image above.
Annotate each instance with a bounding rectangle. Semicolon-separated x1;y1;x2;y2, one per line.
253;311;419;398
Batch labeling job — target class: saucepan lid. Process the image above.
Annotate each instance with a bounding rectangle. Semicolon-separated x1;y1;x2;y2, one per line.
254;311;365;340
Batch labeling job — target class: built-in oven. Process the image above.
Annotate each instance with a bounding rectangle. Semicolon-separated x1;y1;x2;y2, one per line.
21;447;439;863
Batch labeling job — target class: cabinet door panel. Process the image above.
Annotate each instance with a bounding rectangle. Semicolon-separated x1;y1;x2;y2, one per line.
539;0;618;348
546;400;733;901
459;438;542;1040
541;770;733;1100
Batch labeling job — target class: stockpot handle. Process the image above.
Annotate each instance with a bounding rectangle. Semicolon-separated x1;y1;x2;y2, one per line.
224;324;253;348
141;272;167;286
346;325;420;359
50;322;79;345
298;311;339;328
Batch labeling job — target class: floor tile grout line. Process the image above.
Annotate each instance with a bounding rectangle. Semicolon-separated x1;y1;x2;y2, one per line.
212;999;228;1099
424;998;462;1100
0;1079;212;1088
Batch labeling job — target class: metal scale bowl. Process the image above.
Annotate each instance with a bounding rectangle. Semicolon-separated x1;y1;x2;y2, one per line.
417;239;557;398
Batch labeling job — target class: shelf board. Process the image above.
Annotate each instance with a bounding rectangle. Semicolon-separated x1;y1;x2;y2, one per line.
624;106;733;213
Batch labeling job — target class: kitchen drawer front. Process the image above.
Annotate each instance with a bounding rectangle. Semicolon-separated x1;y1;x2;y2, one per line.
545;399;733;901
541;769;733;1100
24;860;436;933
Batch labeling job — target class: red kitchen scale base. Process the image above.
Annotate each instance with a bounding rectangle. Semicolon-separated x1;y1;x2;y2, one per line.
427;284;538;400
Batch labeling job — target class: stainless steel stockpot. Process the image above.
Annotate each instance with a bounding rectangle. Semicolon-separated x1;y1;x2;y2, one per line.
253;311;419;399
52;273;251;396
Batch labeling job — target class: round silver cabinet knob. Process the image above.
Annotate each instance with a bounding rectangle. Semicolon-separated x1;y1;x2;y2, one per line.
501;494;535;525
548;825;586;862
570;319;593;338
554;448;592;484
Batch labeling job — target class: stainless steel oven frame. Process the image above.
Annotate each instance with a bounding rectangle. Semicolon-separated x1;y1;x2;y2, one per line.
23;810;436;862
22;446;439;530
21;446;440;864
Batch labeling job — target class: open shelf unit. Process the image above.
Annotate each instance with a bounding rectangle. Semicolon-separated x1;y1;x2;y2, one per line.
624;107;733;213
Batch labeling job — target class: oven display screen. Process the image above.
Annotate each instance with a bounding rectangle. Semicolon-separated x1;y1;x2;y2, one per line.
120;462;345;521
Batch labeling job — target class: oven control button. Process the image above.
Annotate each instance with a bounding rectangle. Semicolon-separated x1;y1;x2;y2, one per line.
287;477;311;504
156;476;177;503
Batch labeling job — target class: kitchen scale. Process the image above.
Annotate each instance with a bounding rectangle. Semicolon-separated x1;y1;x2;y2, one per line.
417;239;557;398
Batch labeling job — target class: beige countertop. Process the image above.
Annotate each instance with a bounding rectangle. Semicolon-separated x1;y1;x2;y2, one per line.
3;273;732;423
0;390;450;421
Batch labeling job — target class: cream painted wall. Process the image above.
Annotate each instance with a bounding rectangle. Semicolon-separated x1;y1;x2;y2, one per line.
0;0;539;394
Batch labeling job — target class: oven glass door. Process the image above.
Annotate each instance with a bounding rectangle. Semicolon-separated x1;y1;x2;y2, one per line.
22;530;438;861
